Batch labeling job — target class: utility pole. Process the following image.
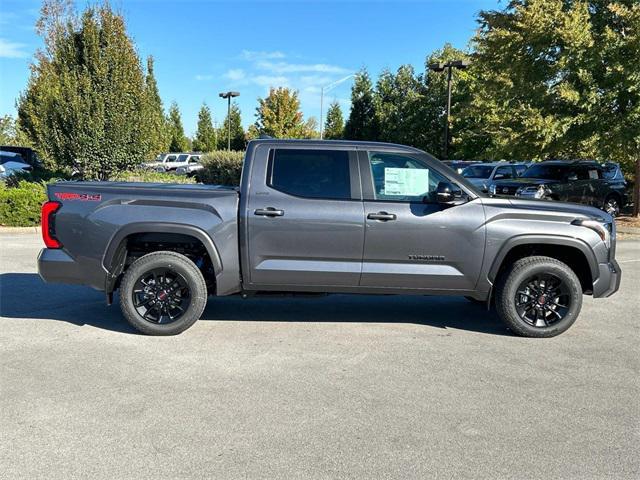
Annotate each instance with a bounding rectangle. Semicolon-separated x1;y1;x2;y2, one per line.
428;60;469;159
319;74;355;140
219;91;240;151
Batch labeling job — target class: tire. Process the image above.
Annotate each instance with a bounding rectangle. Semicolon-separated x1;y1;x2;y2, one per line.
495;256;583;338
119;251;207;335
603;194;621;217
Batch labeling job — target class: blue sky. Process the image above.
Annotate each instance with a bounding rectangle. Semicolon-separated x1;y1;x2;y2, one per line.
0;0;501;135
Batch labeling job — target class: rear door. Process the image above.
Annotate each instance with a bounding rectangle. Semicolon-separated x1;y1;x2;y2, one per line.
359;150;486;291
245;146;365;288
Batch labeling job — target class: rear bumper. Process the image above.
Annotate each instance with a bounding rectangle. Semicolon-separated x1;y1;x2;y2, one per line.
38;248;86;285
592;259;621;298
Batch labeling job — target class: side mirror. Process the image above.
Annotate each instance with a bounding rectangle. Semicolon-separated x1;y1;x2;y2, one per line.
436;181;460;204
567;173;578;182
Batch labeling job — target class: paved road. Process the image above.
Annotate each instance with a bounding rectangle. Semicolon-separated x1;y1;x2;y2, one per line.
1;232;638;479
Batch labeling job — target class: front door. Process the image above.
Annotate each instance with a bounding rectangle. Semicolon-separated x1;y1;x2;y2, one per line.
359;150;486;291
246;147;365;288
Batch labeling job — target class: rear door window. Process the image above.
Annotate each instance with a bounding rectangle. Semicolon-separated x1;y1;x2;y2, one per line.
268;149;351;200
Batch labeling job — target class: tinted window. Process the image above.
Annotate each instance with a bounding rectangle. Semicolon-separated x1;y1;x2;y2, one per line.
522;164;568;180
577;166;601;180
176;154;189;163
494;166;513;179
368;152;449;203
515;165;527;176
269;149;351;200
462;165;493;179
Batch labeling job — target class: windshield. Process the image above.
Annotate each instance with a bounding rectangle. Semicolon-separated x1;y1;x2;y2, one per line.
522;164;568;180
462;165;493;179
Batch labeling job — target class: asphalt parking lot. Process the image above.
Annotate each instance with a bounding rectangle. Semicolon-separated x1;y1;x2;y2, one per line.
1;231;638;479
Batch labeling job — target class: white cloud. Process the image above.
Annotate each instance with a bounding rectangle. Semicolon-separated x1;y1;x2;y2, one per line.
195;74;214;81
257;61;349;74
252;75;290;87
225;68;246;81
240;50;285;61
0;38;28;58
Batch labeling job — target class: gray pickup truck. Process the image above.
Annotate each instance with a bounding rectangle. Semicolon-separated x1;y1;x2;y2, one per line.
38;139;621;337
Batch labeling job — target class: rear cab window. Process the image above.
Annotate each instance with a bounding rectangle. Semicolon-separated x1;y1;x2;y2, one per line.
268;149;352;200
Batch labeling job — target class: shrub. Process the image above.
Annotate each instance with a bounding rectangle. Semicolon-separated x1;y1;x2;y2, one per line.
110;169;195;183
197;151;245;185
0;180;47;227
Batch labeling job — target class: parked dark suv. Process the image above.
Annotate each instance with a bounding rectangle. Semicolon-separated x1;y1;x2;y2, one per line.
489;160;627;216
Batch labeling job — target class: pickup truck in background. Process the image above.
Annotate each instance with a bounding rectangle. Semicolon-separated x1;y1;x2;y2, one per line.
38;139;621;337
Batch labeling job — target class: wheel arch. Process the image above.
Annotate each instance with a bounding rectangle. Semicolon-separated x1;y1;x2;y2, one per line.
488;235;599;293
102;222;223;292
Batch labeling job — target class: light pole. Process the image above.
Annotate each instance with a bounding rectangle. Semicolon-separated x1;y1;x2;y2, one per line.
428;60;469;159
320;74;355;139
219;91;240;151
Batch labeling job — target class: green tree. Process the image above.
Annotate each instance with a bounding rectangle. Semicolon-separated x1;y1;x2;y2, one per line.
192;102;217;152
254;87;312;138
323;101;344;139
344;69;379;141
0;115;18;145
167;101;188;152
218;102;245;151
18;1;152;179
144;56;170;155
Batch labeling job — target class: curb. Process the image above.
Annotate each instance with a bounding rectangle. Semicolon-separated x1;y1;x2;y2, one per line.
0;226;41;233
617;226;640;236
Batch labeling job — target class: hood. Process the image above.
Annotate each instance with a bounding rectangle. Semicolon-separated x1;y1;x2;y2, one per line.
490;177;562;188
466;178;489;188
506;198;612;222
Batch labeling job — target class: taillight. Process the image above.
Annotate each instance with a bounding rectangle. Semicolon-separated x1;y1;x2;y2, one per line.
41;201;62;248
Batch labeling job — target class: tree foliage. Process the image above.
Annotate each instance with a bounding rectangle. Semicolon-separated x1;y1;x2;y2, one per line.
254;87;314;138
18;1;152;179
167;101;188;152
0;115;18;145
218;102;246;150
323;100;344;139
192;102;216;152
144;56;170;155
344;69;379;140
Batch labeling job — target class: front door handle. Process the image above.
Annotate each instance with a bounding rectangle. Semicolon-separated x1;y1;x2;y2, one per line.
367;212;396;221
254;207;284;217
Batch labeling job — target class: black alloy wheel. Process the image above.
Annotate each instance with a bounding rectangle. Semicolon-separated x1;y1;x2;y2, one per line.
132;268;190;324
514;273;571;328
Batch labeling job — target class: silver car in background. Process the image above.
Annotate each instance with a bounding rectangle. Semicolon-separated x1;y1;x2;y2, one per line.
461;161;528;192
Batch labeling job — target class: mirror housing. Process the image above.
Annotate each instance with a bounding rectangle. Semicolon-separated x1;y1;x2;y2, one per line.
436;181;460;204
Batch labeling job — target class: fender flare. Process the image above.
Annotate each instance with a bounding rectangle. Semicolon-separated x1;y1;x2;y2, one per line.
487;234;599;284
102;222;223;288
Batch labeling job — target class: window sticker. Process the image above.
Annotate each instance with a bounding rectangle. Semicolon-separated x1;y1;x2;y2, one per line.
384;168;429;196
588;169;598;180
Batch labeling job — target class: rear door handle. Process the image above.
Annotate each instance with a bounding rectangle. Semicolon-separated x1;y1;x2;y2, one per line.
254;207;284;217
367;212;396;221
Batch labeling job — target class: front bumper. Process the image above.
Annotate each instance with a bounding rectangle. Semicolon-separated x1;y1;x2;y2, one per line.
592;259;621;298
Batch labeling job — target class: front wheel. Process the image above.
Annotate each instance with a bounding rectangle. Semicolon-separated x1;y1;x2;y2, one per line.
495;256;583;338
119;251;208;335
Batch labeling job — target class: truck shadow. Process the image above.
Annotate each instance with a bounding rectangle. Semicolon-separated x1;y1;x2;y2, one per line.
0;273;508;336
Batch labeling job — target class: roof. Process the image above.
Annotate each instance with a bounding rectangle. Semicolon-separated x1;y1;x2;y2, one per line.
247;138;426;154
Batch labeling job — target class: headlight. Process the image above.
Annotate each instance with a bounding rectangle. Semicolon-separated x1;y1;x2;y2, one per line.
489;184;497;195
572;218;611;248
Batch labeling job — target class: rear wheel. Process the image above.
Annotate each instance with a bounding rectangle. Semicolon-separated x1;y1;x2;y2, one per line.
119;251;207;335
495;256;582;338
